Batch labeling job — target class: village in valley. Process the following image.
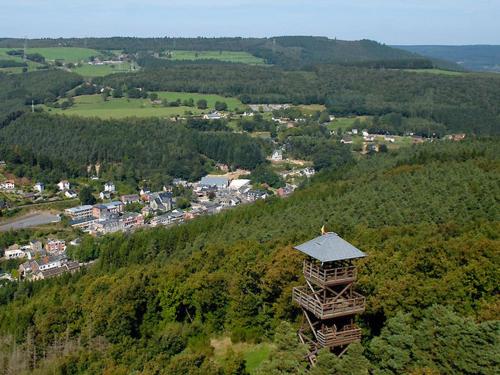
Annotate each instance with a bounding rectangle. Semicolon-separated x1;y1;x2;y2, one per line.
0;82;467;284
0;16;496;371
0;152;315;282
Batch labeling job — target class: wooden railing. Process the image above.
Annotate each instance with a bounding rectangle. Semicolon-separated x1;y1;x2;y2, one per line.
293;287;365;319
303;261;357;286
316;325;362;348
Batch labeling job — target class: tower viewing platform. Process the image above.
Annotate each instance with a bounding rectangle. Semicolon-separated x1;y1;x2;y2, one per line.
292;231;366;364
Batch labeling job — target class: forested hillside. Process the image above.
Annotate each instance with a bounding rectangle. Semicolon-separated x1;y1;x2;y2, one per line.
396;45;500;72
0;46;498;137
0;36;423;68
0;70;82;126
0;113;267;182
99;64;500;135
0;139;498;374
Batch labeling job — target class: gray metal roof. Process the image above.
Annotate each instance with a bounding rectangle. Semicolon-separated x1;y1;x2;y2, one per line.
294;232;366;263
200;176;229;187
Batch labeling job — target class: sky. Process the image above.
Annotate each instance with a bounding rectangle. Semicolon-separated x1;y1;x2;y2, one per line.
1;0;499;45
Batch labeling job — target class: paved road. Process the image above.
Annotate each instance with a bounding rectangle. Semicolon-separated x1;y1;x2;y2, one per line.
0;212;61;232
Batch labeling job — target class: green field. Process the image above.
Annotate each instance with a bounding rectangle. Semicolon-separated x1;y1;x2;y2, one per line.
328;116;371;131
155;91;243;111
0;48;44;73
43;92;244;119
0;47;104;74
71;62;134;77
0;47;100;63
402;68;467;76
164;50;266;64
26;47;100;62
298;104;327;114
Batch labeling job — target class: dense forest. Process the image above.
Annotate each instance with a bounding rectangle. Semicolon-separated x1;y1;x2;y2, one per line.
0;70;82;126
0;113;267;183
0;139;498;374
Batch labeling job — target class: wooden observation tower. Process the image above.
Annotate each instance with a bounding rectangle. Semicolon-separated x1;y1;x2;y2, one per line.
292;231;366;365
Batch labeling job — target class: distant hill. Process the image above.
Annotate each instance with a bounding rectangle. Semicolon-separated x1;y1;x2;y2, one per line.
0;36;426;68
395;45;500;72
250;36;422;67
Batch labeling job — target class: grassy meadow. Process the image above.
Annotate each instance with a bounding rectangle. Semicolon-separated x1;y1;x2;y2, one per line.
0;47;104;74
164;50;266;64
155;91;243;111
43;92;245;119
401;68;467;76
0;48;44;73
297;104;326;114
26;47;100;62
327;116;371;131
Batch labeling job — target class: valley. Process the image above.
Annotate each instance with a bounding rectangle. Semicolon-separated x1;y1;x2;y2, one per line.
0;33;498;374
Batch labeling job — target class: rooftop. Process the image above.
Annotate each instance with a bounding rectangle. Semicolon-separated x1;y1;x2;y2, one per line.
229;179;251;190
200;175;229;187
65;205;93;213
294;232;366;263
103;201;124;208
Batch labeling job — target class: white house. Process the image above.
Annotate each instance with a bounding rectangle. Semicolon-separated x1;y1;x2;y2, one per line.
34;182;45;193
65;190;78;199
104;181;116;193
271;149;283;161
203;112;222;120
4;245;25;259
0;180;15;190
36;256;62;271
57;180;70;191
229;179;251;192
302;167;316;178
99;191;111;200
364;135;375;142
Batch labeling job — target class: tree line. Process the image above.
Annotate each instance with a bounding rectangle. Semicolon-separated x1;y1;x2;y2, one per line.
0;113;267;184
0;69;82;126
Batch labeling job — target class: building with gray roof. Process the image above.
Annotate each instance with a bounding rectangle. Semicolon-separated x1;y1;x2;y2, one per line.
294;232;366;263
200;175;229;189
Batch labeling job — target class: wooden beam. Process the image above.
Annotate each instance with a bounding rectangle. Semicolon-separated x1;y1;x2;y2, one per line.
331;283;352;302
306;279;323;303
338;345;349;357
303;310;318;340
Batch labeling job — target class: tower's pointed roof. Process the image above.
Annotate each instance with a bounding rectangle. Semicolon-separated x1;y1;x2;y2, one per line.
294;232;366;263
